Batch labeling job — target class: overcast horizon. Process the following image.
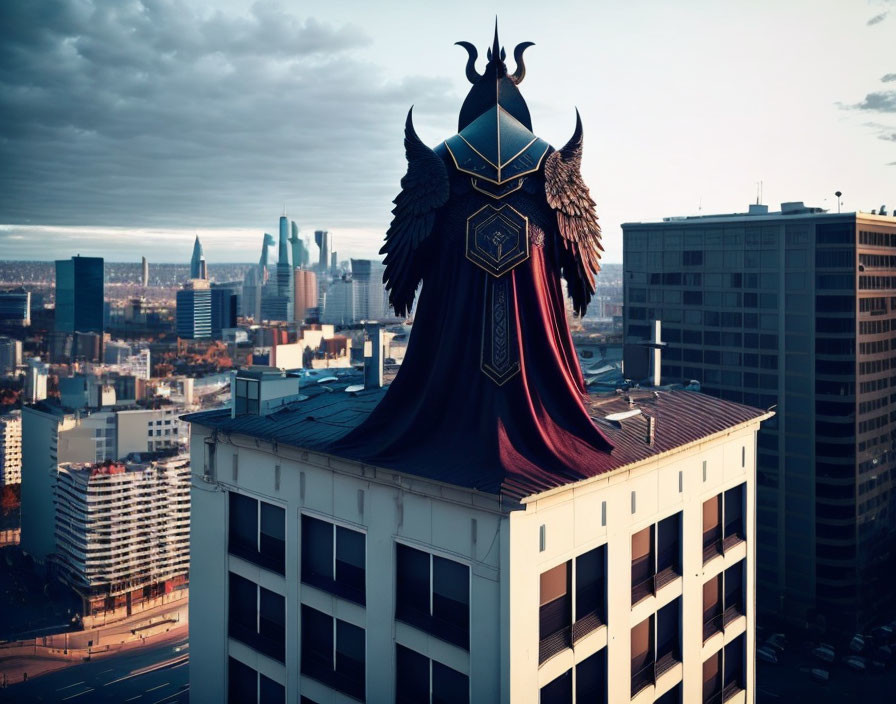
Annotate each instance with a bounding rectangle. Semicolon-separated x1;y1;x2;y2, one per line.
1;0;894;264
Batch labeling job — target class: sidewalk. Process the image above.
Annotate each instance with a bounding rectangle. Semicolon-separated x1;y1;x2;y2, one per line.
0;597;189;683
0;623;188;684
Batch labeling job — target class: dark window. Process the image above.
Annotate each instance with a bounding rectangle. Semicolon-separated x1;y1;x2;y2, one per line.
396;644;469;704
574;545;606;641
301;515;365;605
235;378;260;415
632;513;682;605
228;656;257;704
631;597;682;697
540;562;571;663
703;634;745;702
576;649;607;704
228;573;285;662
703;560;746;642
702;484;745;564
541;669;572;704
228;493;285;575
655;683;682;704
396;544;469;649
300;605;365;700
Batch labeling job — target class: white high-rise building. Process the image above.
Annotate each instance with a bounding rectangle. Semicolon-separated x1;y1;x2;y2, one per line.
54;455;190;616
186;374;770;704
24;357;48;403
0;337;22;375
0;411;22;486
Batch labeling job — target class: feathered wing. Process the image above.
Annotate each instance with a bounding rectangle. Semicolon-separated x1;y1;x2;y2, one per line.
544;110;604;316
380;108;450;317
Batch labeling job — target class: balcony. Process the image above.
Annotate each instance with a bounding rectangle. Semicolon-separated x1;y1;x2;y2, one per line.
632;546;681;606
631;646;681;698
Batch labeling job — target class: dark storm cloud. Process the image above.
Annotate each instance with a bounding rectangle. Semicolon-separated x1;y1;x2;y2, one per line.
867;11;889;25
0;0;456;233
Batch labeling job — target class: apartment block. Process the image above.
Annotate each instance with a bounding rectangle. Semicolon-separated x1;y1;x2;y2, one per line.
53;455;190;616
0;411;22;486
186;372;768;703
622;204;896;631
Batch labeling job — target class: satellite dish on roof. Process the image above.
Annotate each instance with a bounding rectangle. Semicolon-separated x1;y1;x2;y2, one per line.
605;409;642;422
344;385;365;393
317;376;338;384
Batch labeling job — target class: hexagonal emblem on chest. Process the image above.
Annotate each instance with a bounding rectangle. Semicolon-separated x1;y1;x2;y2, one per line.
465;203;530;277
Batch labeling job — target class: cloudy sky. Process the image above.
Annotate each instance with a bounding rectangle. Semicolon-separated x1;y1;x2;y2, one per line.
1;0;894;264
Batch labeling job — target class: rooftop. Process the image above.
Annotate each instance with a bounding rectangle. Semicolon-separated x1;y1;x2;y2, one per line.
184;373;770;502
623;201;896;227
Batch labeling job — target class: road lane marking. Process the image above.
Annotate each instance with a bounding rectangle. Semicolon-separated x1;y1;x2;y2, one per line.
125;696;142;702
56;681;86;691
146;682;169;692
61;687;94;701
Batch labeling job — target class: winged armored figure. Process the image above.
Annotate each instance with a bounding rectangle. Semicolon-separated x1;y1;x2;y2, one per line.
335;27;614;495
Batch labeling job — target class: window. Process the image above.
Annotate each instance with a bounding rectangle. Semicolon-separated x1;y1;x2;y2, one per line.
703;634;745;703
396;644;468;704
228;573;285;662
631;598;682;697
539;545;607;664
300;605;364;700
228;657;285;704
702;560;746;642
631;513;682;605
396;544;469;649
235;377;260;415
229;493;286;575
702;484;745;563
301;515;365;605
540;649;607;704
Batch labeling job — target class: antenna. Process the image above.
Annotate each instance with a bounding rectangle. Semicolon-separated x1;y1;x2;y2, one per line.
755;181;760;205
835;190;842;214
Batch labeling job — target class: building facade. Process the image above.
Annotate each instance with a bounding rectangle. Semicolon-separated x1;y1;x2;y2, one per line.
0;411;22;486
53;456;190;616
186;375;767;704
0;336;22;375
0;288;31;327
176;280;213;339
622;204;896;631
55;255;104;334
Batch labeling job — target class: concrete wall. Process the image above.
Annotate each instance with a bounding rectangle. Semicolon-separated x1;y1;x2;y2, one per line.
189;429;507;704
508;423;760;704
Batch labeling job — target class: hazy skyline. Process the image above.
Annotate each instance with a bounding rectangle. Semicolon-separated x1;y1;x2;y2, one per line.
1;0;894;264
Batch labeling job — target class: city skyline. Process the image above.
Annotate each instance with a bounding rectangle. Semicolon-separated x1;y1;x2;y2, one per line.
1;0;895;264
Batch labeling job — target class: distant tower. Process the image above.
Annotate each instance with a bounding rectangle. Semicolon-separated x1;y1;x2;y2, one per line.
55;255;104;333
141;257;149;287
289;221;308;269
190;236;206;279
331;251;338;271
314;230;330;272
261;216;294;322
259;233;274;284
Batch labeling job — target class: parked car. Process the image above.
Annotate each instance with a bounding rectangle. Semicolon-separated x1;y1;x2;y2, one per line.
844;655;867;671
757;646;779;664
813;646;835;663
810;668;830;682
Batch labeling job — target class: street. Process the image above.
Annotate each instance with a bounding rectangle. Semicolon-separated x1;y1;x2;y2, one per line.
0;637;189;703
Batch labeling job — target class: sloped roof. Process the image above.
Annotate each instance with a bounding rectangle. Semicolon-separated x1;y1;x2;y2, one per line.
184;378;769;502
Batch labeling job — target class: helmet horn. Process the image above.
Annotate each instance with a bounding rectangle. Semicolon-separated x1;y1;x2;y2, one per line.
455;42;482;84
510;42;534;85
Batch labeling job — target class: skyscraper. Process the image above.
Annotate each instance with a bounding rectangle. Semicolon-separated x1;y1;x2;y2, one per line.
141;256;149;287
261;217;295;322
350;259;389;320
622;202;896;631
0;288;31;327
211;285;238;337
315;230;330;272
294;269;318;321
289;221;309;268
176;279;212;339
190;235;207;280
55;256;104;333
